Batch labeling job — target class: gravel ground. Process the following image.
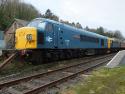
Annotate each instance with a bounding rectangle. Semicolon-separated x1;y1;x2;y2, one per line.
38;66;106;94
0;56;93;82
38;74;91;94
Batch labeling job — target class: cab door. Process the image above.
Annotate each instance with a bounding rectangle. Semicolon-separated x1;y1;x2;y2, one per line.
53;24;59;48
101;39;104;48
45;22;59;49
45;22;54;48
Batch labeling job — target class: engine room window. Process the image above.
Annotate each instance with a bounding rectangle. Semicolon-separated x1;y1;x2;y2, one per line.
80;35;99;43
45;23;53;32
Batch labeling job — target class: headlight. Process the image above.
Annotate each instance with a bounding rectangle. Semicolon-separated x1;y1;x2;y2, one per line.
26;34;32;41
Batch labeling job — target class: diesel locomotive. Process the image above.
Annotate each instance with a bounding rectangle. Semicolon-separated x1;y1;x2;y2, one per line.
15;18;125;64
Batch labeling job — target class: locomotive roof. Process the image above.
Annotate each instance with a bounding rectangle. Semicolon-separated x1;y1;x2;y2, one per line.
34;18;61;25
34;18;108;39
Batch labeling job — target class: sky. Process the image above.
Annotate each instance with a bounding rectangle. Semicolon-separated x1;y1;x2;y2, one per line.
25;0;125;37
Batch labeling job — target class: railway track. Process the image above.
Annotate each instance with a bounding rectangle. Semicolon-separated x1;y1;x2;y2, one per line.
0;53;115;94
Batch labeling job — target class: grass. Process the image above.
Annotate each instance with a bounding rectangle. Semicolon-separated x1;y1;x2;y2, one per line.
63;66;125;94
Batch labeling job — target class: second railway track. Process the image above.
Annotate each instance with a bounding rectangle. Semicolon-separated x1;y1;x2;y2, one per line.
0;53;115;94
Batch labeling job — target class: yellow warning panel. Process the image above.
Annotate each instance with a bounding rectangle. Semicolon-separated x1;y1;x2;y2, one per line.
108;38;112;49
15;27;37;49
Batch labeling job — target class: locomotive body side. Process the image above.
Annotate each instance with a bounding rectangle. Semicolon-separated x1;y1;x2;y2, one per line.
15;18;109;50
56;24;108;49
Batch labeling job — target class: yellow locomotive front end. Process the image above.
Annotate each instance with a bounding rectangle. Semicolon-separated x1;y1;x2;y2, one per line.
108;38;111;49
15;27;37;50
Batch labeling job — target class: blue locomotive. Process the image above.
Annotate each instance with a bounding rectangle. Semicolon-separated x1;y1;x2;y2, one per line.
15;18;123;64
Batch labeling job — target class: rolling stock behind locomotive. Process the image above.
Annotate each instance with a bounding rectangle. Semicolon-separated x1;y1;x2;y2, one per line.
15;18;125;64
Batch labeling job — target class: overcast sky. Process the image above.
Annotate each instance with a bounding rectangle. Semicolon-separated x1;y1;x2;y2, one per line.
25;0;125;37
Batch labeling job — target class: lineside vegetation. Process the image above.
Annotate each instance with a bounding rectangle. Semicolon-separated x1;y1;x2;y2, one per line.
63;66;125;94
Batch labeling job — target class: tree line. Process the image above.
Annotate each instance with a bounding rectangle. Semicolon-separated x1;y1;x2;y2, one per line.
0;0;124;40
85;26;124;40
43;9;124;40
0;0;39;30
42;9;83;29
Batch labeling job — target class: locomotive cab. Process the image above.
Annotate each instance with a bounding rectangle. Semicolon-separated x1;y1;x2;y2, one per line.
15;19;46;49
15;18;59;64
15;18;58;50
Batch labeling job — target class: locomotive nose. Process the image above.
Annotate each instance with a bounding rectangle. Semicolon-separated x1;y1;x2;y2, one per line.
15;27;37;49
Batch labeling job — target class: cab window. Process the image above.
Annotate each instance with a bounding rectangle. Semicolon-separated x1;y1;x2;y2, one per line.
38;22;46;30
27;19;46;30
27;20;40;27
